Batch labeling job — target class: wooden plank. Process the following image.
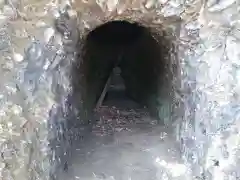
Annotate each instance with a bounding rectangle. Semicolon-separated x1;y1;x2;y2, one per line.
95;72;112;109
95;55;123;109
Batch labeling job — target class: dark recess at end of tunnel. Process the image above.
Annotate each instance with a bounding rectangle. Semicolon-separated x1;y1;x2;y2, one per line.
72;20;168;125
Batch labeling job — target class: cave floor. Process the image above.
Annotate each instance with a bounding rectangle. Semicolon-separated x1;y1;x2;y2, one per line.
58;105;189;180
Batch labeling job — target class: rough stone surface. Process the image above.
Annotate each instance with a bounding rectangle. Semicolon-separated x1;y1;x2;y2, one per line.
0;0;240;180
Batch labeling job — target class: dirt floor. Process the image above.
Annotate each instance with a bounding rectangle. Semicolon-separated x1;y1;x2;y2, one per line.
58;105;189;180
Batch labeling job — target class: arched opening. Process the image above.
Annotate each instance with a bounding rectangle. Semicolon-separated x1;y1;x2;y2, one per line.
72;20;171;125
52;19;178;179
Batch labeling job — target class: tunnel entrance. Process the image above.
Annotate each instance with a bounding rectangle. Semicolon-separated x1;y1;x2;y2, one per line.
72;20;173;129
80;20;168;124
53;19;178;179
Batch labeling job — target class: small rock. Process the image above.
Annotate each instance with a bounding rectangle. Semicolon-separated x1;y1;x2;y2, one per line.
13;53;23;62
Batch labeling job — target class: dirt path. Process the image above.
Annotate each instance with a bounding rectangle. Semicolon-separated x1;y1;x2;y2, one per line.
58;107;190;180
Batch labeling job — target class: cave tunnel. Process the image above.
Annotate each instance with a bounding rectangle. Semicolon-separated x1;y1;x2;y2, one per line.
53;20;176;179
71;20;173;128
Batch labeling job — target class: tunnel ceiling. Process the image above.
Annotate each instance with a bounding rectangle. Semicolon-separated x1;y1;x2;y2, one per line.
86;20;146;46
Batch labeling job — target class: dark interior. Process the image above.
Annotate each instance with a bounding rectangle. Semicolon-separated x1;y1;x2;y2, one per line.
71;20;168;125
